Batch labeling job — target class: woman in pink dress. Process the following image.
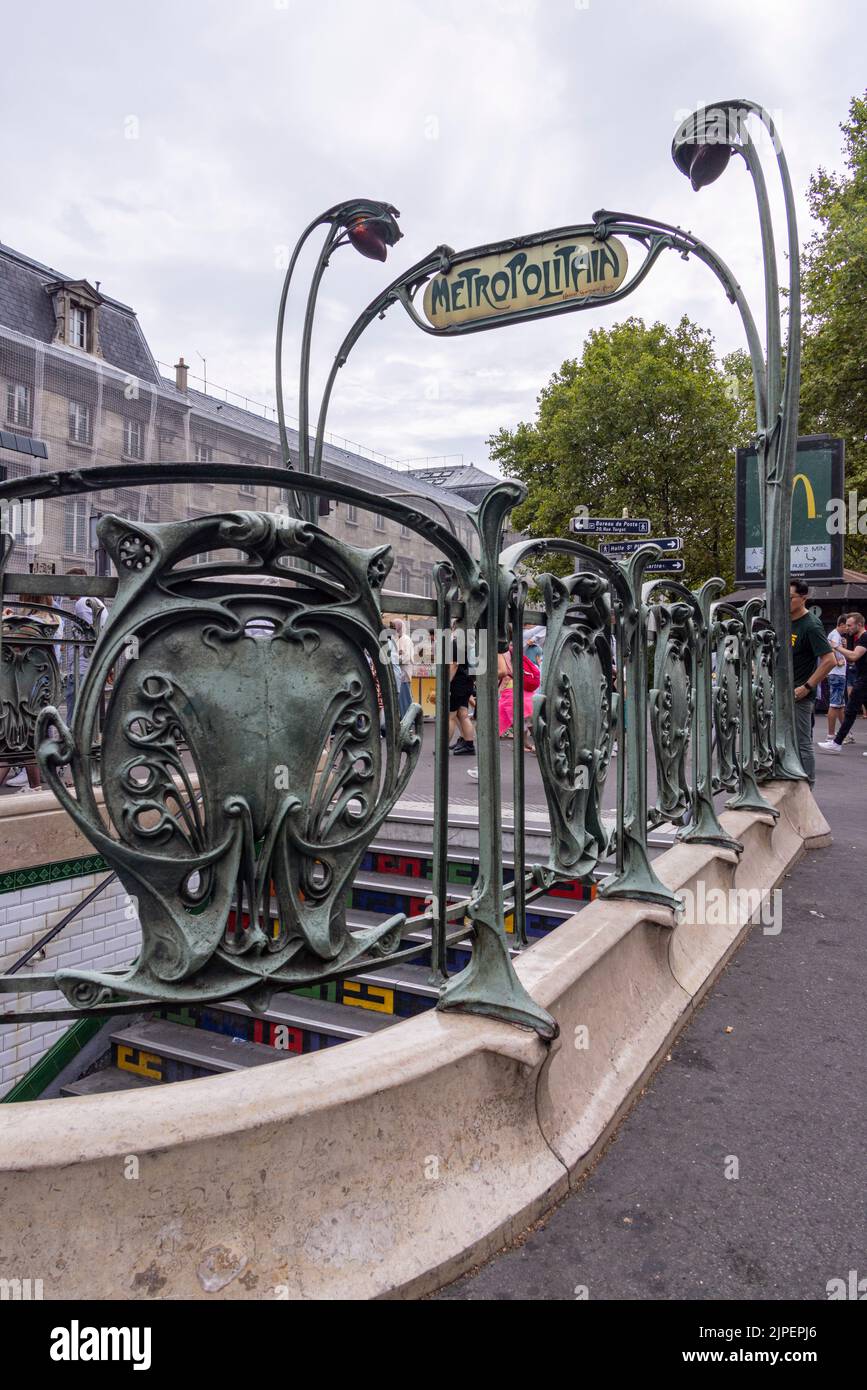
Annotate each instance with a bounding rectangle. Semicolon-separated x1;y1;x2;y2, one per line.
497;645;540;750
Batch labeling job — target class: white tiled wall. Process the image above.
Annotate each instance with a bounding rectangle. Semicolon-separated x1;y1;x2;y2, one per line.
0;876;141;1096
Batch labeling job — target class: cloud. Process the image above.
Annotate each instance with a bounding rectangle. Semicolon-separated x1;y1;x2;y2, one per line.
0;0;864;472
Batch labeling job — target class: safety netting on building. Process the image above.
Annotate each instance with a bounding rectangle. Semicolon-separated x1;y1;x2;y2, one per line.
0;323;473;598
0;326;293;578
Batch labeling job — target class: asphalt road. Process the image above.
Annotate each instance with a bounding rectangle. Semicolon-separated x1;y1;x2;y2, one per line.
436;736;866;1301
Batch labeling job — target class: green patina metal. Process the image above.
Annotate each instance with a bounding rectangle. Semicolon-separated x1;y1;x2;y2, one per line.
648;596;695;828
749;600;777;783
669;578;743;854
0;98;805;1041
435;484;557;1038
0;466;784;1030
712;601;779;819
528;571;614;881
0;613;61;761
25;510;426;1013
672;100;803;782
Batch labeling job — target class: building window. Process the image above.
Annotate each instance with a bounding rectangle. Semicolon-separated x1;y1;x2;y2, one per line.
68;303;91;351
346;503;358;525
422;572;433;599
68;400;92;445
6;383;32;428
123;418;144;460
400;521;410;538
239;459;256;496
374;513;385;532
195;443;214;484
2;459;32;481
64;499;89;555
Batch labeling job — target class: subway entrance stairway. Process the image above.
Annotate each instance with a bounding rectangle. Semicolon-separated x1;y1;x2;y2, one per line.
52;829;595;1098
0;741;682;1104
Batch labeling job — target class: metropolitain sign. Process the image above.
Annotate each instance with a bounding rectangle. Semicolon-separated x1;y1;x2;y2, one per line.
422;236;629;330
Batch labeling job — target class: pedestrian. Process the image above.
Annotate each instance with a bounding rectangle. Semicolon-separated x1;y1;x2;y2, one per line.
497;643;540;752
523;625;545;671
391;617;415;719
62;568;106;724
817;612;867;757
789;580;836;785
825;615;851;742
448;620;476;756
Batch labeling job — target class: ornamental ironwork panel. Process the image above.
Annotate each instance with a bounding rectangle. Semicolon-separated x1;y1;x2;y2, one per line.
648;600;695;827
532;571;614;879
0;612;61;758
748;603;777;784
713;617;742;794
0;464;789;1038
34;511;423;1013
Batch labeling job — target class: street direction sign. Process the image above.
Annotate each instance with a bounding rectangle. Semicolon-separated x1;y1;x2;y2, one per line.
599;536;683;555
569;516;650;535
644;558;685;574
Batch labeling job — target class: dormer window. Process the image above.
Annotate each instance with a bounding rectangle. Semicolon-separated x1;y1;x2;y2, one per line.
45;278;104;358
68;302;91;351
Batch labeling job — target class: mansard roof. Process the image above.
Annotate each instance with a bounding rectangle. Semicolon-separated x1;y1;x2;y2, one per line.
0;243;160;384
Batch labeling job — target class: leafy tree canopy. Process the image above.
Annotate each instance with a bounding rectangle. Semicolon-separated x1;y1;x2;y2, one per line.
489;316;751;585
800;92;867;571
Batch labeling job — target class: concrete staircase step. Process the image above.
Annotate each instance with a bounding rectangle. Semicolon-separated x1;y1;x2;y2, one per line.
111;1018;291;1083
49;841;591;1097
60;1066;157;1097
203;990;398;1040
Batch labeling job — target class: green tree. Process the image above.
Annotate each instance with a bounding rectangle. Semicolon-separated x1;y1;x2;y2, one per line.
489;316;748;586
800;92;867;571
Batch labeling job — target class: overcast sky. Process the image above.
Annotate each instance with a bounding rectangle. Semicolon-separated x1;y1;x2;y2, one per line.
1;0;863;474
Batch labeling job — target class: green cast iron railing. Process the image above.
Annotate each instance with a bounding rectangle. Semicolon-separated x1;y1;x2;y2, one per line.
0;462;782;1042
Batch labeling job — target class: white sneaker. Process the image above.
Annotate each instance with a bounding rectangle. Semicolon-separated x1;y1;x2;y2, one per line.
816;739;841;754
466;768;479;781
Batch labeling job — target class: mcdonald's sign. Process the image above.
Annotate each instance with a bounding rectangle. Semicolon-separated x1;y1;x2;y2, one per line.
735;435;845;585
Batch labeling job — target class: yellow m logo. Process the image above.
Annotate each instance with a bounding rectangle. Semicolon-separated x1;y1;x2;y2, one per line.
792;473;817;518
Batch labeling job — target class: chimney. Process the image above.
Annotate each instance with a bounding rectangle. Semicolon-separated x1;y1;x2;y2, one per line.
174;356;189;393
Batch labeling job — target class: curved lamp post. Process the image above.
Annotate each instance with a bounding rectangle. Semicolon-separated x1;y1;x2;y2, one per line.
274;199;402;522
672;100;804;781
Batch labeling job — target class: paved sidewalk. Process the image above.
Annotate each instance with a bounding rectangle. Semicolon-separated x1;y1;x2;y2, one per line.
437;742;866;1301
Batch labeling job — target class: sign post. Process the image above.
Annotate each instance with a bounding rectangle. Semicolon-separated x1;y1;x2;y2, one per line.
569;516;651;536
643;558;685;574
599;537;683;556
422;236;629;331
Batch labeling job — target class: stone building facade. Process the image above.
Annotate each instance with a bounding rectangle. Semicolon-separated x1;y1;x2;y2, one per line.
0;241;487;592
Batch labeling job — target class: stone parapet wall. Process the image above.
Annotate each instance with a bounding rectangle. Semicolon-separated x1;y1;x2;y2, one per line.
0;780;830;1298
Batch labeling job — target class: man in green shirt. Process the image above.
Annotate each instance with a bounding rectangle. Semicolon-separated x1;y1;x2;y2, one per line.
789;580;837;786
